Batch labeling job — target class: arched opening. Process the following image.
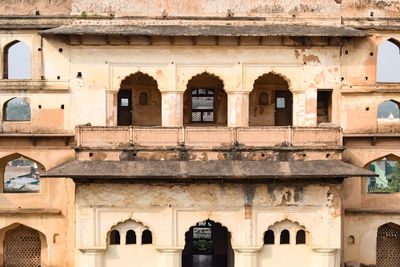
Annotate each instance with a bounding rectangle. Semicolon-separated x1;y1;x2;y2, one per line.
105;219;157;267
377;39;400;83
183;73;227;125
263;230;274;245
377;100;400;121
3;156;40;193
182;219;234;267
365;155;400;193
118;72;161;126
296;230;306;244
126;230;136;245
3;97;31;121
141;229;152;244
109;230;120;245
259;220;311;267
377;223;400;266
249;73;292;126
3;225;41;266
280;230;290;244
3;41;31;79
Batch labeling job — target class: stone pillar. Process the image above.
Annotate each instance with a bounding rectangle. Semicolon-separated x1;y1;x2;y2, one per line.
233;247;261;267
311;248;338;267
162;92;183;127
156;247;182;267
228;92;249;127
78;248;106;267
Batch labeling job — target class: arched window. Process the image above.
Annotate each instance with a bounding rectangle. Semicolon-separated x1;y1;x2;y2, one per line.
4;156;39;193
296;230;306;244
377;100;400;121
258;92;268;105
3;98;31;121
3;41;31;79
139;92;148;105
280;229;290;244
367;157;400;193
264;230;274;244
141;229;152;244
109;230;120;245
377;39;400;83
126;230;136;244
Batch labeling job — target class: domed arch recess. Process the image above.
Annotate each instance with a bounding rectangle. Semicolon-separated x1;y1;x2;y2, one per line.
377;38;400;83
249;72;292;126
117;71;161;126
3;40;31;79
183;72;227;125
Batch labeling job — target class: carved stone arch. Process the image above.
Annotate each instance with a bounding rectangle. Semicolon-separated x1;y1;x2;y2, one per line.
363;153;400;169
257;215;314;246
376;37;400;48
119;71;160;92
376;99;400;120
3;40;31;79
179;68;232;92
112;67;168;92
102;215;155;247
178;215;237;247
3;96;31;121
245;68;296;92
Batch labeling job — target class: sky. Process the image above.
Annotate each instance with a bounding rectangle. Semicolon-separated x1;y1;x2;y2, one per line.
6;39;400;82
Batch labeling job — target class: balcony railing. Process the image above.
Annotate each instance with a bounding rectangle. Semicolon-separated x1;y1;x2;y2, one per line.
76;126;342;148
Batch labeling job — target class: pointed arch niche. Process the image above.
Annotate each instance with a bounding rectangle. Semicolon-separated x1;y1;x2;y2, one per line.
377;38;400;83
104;219;156;267
3;40;31;80
363;154;400;193
259;219;311;267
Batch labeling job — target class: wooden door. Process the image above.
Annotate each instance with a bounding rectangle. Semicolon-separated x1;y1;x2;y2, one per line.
275;91;292;126
117;90;132;126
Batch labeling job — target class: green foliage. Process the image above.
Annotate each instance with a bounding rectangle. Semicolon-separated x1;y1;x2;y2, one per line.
81;11;87;17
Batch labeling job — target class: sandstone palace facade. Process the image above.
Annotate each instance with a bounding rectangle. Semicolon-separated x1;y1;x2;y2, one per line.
0;0;399;267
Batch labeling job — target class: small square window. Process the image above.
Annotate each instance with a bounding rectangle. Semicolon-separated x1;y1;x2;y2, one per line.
276;97;285;108
120;98;129;107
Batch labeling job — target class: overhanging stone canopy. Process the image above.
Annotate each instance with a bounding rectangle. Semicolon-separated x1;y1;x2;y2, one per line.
39;24;369;37
42;160;376;180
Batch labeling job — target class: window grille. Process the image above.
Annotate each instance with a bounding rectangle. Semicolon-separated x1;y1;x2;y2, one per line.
377;223;400;267
191;89;214;122
4;225;41;267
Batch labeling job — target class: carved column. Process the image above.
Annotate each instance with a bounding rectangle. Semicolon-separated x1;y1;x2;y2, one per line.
311;248;339;267
228;92;249;127
234;247;262;267
162;91;183;127
78;248;106;267
156;247;182;267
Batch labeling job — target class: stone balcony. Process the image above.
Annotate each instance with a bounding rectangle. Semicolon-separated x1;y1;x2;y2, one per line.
75;126;343;149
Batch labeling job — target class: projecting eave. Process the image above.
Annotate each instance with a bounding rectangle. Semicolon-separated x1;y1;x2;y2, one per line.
42;160;377;180
38;24;370;37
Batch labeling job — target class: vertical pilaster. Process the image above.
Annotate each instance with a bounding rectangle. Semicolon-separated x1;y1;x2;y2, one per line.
162;92;183;127
228;92;249;127
79;248;106;267
311;248;338;267
234;247;261;267
156;247;182;267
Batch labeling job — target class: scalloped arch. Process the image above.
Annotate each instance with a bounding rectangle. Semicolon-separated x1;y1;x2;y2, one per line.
119;71;160;92
103;216;155;246
252;71;292;91
184;71;226;92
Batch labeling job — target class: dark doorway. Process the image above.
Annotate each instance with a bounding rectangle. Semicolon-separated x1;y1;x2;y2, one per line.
118;89;132;126
182;220;234;267
275;91;292;126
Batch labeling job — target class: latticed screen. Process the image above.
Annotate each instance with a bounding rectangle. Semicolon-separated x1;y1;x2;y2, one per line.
4;225;41;267
377;223;400;267
191;89;214;122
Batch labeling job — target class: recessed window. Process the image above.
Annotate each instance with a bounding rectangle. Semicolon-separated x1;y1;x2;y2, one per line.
141;229;152;244
368;158;400;193
317;90;332;123
3;98;31;121
191;88;214;122
280;229;290;244
264;230;274;244
126;230;136;244
109;230;120;245
296;230;306;244
139;92;148;105
377;100;400;121
258;92;268;105
4;157;39;193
